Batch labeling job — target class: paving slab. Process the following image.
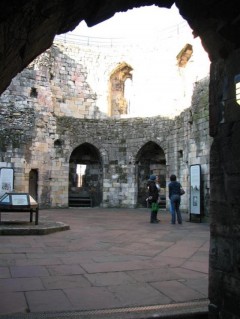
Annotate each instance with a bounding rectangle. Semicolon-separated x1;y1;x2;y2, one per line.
151;280;205;302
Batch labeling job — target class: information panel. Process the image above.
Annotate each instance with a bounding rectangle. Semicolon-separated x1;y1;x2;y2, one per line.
0;168;14;196
12;194;29;206
190;164;201;215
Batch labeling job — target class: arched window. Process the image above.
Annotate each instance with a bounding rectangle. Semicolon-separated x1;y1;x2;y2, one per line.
109;62;133;116
176;43;193;68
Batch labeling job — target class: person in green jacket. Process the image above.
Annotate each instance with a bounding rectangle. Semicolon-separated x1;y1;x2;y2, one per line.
147;175;159;224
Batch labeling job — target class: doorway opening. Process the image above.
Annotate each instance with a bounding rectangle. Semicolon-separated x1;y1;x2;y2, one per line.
135;141;166;208
68;143;102;207
29;169;38;201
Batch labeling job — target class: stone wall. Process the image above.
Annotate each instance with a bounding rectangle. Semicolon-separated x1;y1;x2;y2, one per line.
208;48;240;318
50;34;209;118
0;41;211;214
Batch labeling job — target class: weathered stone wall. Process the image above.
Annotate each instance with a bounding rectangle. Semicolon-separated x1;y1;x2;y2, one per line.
50;36;209;118
0;41;211;213
208;48;240;319
0;40;210;211
55;87;211;211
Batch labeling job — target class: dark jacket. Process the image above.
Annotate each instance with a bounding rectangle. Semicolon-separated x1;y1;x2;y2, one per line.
168;181;181;199
147;180;159;202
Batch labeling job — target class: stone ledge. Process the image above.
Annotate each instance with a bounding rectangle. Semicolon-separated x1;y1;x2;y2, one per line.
0;220;70;235
0;299;209;319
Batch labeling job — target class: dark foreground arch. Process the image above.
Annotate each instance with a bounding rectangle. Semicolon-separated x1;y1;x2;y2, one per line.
0;0;239;95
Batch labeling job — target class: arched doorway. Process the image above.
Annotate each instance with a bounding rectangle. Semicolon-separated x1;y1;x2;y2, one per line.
29;169;38;201
135;141;166;208
69;143;102;207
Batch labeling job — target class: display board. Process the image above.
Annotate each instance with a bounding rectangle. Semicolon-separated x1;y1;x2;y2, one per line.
0;167;14;196
190;164;201;216
12;194;29;206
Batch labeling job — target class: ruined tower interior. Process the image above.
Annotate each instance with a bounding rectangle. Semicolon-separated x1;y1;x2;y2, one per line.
1;1;240;318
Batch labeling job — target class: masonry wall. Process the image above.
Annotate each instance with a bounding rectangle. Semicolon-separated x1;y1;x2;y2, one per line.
49;36;209;118
0;42;211;214
208;48;240;318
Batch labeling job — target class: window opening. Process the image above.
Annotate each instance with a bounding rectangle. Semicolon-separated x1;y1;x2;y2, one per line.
235;74;240;105
109;62;133;116
176;44;193;68
178;150;183;158
76;164;86;187
30;87;38;98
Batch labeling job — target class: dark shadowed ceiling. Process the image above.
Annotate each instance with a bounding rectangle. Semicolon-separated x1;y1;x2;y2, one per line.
0;0;239;95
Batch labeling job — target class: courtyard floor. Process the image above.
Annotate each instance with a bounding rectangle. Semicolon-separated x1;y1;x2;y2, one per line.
0;208;209;319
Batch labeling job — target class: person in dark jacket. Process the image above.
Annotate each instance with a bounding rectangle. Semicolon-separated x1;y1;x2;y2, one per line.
168;174;182;224
147;174;159;223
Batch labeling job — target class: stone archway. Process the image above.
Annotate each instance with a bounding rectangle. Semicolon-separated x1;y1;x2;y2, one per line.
69;143;102;207
135;141;166;208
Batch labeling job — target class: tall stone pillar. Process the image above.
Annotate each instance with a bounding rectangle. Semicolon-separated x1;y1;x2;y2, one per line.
208;49;240;319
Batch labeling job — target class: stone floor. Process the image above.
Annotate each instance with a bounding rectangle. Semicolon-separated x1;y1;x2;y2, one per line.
0;208;210;319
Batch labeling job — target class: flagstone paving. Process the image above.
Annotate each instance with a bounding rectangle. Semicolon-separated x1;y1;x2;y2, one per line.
0;208;209;317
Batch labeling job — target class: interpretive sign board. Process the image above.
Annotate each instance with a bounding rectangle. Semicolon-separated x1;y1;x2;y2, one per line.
190;164;201;221
12;194;29;206
0;192;39;225
0;167;14;196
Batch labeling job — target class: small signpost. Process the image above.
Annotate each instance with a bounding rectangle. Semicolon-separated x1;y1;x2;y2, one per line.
189;164;201;222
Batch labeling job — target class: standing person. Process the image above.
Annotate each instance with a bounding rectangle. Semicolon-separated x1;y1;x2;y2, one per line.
147;175;159;224
168;174;182;224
